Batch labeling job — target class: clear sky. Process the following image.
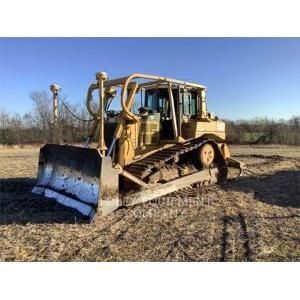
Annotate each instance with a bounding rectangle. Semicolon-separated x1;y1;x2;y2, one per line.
0;38;299;120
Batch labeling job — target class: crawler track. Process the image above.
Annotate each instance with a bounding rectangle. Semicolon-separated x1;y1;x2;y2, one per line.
125;138;228;183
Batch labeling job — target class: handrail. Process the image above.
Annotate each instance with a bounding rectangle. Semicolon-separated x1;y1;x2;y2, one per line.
86;81;98;117
86;73;207;119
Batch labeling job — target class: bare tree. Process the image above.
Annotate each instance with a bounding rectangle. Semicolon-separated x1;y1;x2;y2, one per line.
30;91;52;143
9;114;23;144
22;112;37;143
0;108;10;144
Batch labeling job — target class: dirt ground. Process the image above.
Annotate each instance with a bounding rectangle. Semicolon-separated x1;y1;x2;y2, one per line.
0;145;299;261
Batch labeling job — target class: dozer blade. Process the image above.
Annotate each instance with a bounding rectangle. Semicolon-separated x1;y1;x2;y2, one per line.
32;144;119;221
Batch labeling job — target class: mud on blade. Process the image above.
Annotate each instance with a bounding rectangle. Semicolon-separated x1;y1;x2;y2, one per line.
32;144;119;220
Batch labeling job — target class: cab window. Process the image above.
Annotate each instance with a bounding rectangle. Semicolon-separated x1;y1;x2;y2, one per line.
183;93;196;116
145;90;169;115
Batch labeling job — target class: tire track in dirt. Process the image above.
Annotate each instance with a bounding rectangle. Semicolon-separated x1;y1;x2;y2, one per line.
220;213;252;262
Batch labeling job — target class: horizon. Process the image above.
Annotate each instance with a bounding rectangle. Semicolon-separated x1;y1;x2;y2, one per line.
0;37;299;121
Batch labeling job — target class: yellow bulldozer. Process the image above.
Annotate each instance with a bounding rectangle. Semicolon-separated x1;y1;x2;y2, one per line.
32;72;245;221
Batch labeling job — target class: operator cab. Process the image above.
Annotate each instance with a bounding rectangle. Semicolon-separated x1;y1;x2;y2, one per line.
144;86;198;140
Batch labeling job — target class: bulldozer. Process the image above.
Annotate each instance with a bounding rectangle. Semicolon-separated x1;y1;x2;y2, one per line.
32;72;245;221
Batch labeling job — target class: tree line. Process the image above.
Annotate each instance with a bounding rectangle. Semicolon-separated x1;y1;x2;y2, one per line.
225;116;300;145
0;91;90;145
0;91;299;146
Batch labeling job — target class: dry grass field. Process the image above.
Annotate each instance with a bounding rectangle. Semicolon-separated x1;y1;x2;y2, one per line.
0;145;299;261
